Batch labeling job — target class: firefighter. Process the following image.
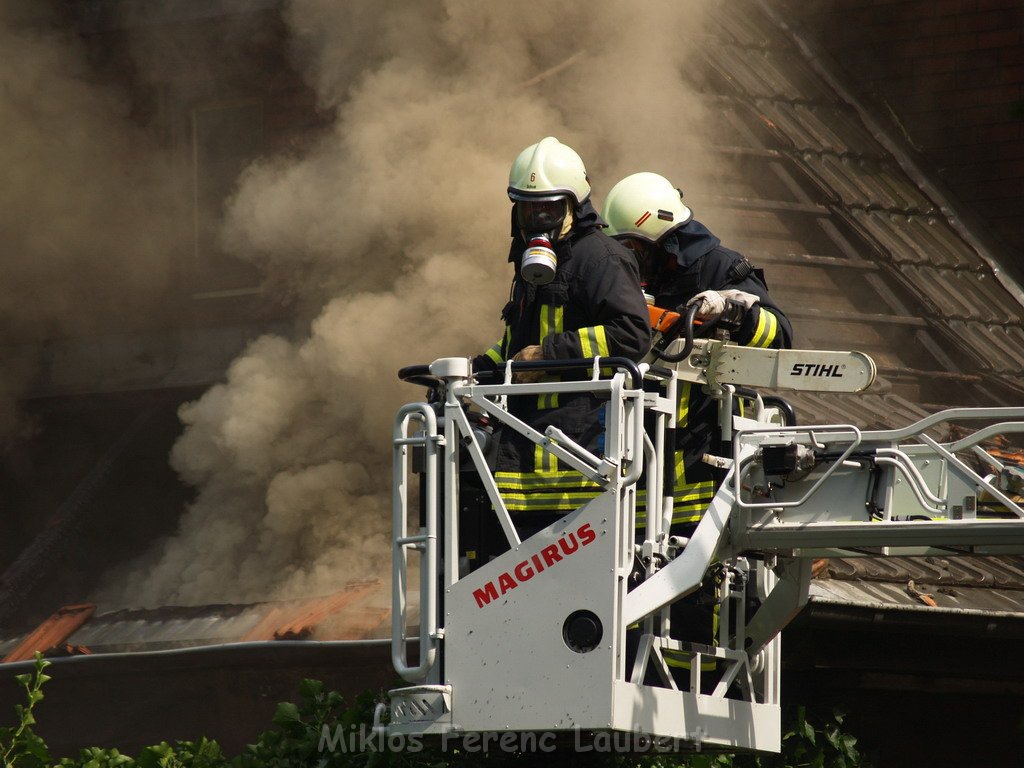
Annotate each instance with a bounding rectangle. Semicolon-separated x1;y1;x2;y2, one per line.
603;172;792;686
474;137;651;539
602;171;793;537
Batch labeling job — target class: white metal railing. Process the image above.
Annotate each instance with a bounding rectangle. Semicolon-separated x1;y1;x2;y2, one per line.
391;403;441;682
391;357;647;684
729;407;1024;554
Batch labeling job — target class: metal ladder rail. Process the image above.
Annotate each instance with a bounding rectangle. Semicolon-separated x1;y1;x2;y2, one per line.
392;403;442;683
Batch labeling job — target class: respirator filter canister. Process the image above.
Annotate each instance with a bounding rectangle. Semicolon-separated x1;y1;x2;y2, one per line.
521;235;557;285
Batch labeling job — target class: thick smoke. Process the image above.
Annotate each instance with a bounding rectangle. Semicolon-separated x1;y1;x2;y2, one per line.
0;1;187;444
99;0;719;607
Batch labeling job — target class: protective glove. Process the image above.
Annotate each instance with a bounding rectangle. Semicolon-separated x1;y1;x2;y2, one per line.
720;289;759;310
512;344;546;383
686;289;759;321
686;290;726;321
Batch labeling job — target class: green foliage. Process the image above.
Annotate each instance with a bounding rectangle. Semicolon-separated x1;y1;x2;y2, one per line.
754;707;864;768
0;654;52;768
2;660;870;768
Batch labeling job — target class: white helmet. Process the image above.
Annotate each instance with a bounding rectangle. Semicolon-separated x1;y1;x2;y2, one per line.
507;136;591;204
602;172;693;243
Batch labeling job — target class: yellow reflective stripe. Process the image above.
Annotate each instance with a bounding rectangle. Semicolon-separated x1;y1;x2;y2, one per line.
674;481;716;499
533;441;556;473
674;499;711;511
498;487;603;500
761;311;778;347
677;381;691;427
537;306;562;410
485;343;504;364
635;481;716;498
636;482;715;526
637;511;689;524
538;392;559;410
595;325;608;356
634;511;706;525
663;649;716;672
538;303;564;343
578;325;610;360
497;467;604;512
496;471;600;490
501;490;603;512
751;308;778;348
663;605;719;671
671;513;702;525
751;309;768;347
579;328;593;358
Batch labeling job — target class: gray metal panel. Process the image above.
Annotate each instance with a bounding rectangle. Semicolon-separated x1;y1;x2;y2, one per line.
825;555;1024;589
64;605;263;652
848;211;984;269
707;2;776;48
909;267;1023;325
809;577;1024;615
701;46;838;102
814;555;1024;614
947;321;1024;373
901;266;981;321
776;391;931;431
902;215;986;269
756;101;881;156
846;209;925;263
715;101;782;151
801;155;935;212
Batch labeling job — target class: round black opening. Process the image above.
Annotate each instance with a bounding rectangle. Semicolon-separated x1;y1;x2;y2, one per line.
562;609;603;653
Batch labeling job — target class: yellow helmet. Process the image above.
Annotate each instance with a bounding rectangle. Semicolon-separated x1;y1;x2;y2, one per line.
507;136;591;205
602;172;692;243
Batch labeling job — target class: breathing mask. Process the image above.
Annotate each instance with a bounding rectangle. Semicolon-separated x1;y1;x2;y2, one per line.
515;197;571;286
620;237;662;293
521;234;558;285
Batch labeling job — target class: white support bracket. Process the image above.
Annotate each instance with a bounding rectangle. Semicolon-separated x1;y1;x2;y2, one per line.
743;558;812;658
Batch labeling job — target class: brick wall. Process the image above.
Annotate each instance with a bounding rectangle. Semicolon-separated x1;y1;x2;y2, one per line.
787;0;1024;265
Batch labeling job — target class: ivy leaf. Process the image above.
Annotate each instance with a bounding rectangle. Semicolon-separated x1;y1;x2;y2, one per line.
273;701;302;725
825;726;842;751
801;717;817;745
298;679;324;700
272;701;308;737
841;735;860;761
137;741;177;768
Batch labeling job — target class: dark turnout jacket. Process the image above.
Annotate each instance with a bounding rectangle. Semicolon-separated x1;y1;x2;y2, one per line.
643;220;793;534
478;202;651;520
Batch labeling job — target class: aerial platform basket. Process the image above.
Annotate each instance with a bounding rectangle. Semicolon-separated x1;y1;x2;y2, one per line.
382;339;1024;753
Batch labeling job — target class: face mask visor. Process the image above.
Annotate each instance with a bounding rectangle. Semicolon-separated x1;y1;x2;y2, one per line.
620;237;658;290
513;196;569;241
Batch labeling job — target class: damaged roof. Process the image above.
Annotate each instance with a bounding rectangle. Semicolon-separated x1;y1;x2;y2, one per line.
0;580;390;661
688;0;1024;425
813;554;1024;616
687;0;1024;624
2;0;1023;659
